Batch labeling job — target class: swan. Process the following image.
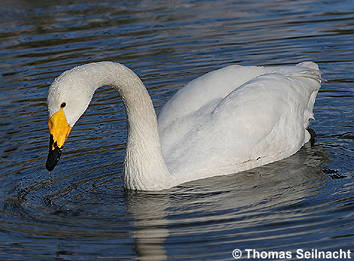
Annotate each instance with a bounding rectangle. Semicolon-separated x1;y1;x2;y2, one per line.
45;61;321;191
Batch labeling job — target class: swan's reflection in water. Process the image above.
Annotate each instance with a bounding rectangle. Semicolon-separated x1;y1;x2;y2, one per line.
126;144;326;260
127;193;169;261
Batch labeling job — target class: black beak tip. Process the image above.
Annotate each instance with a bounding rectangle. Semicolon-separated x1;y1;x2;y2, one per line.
46;146;62;171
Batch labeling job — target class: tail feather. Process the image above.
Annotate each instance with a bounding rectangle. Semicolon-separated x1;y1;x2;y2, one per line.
295;61;322;83
297;61;319;70
264;61;321;84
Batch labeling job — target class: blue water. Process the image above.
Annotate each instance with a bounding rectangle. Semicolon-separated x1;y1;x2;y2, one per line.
0;0;353;260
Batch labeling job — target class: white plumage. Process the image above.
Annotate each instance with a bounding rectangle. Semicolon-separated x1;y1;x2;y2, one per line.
47;61;321;191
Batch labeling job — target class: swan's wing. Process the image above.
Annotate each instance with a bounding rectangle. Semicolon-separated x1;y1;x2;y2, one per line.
163;64;321;178
213;62;321;135
212;74;320;149
158;65;265;131
158;62;320;131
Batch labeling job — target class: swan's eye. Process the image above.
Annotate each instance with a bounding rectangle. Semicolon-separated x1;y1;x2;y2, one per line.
60;102;66;108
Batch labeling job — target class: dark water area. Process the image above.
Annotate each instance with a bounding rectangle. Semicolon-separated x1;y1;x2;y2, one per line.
0;0;353;260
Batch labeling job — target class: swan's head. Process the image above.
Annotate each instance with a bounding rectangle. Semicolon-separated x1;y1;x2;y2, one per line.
46;67;94;171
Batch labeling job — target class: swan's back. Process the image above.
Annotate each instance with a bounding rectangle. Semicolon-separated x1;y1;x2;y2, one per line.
158;62;321;183
158;65;264;131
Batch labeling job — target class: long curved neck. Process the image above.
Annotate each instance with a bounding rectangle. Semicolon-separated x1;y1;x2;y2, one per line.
81;62;171;190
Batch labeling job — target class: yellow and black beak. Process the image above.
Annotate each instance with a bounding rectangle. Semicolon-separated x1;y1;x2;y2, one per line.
46;108;72;171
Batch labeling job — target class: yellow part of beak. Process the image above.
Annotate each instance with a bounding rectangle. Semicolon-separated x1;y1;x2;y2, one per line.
48;108;72;150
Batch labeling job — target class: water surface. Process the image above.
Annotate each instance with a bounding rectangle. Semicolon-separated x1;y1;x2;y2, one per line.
0;0;353;260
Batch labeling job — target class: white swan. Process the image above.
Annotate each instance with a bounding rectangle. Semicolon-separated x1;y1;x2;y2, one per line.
46;61;321;191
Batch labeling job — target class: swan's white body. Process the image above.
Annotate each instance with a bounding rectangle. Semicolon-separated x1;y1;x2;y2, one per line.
47;61;321;191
